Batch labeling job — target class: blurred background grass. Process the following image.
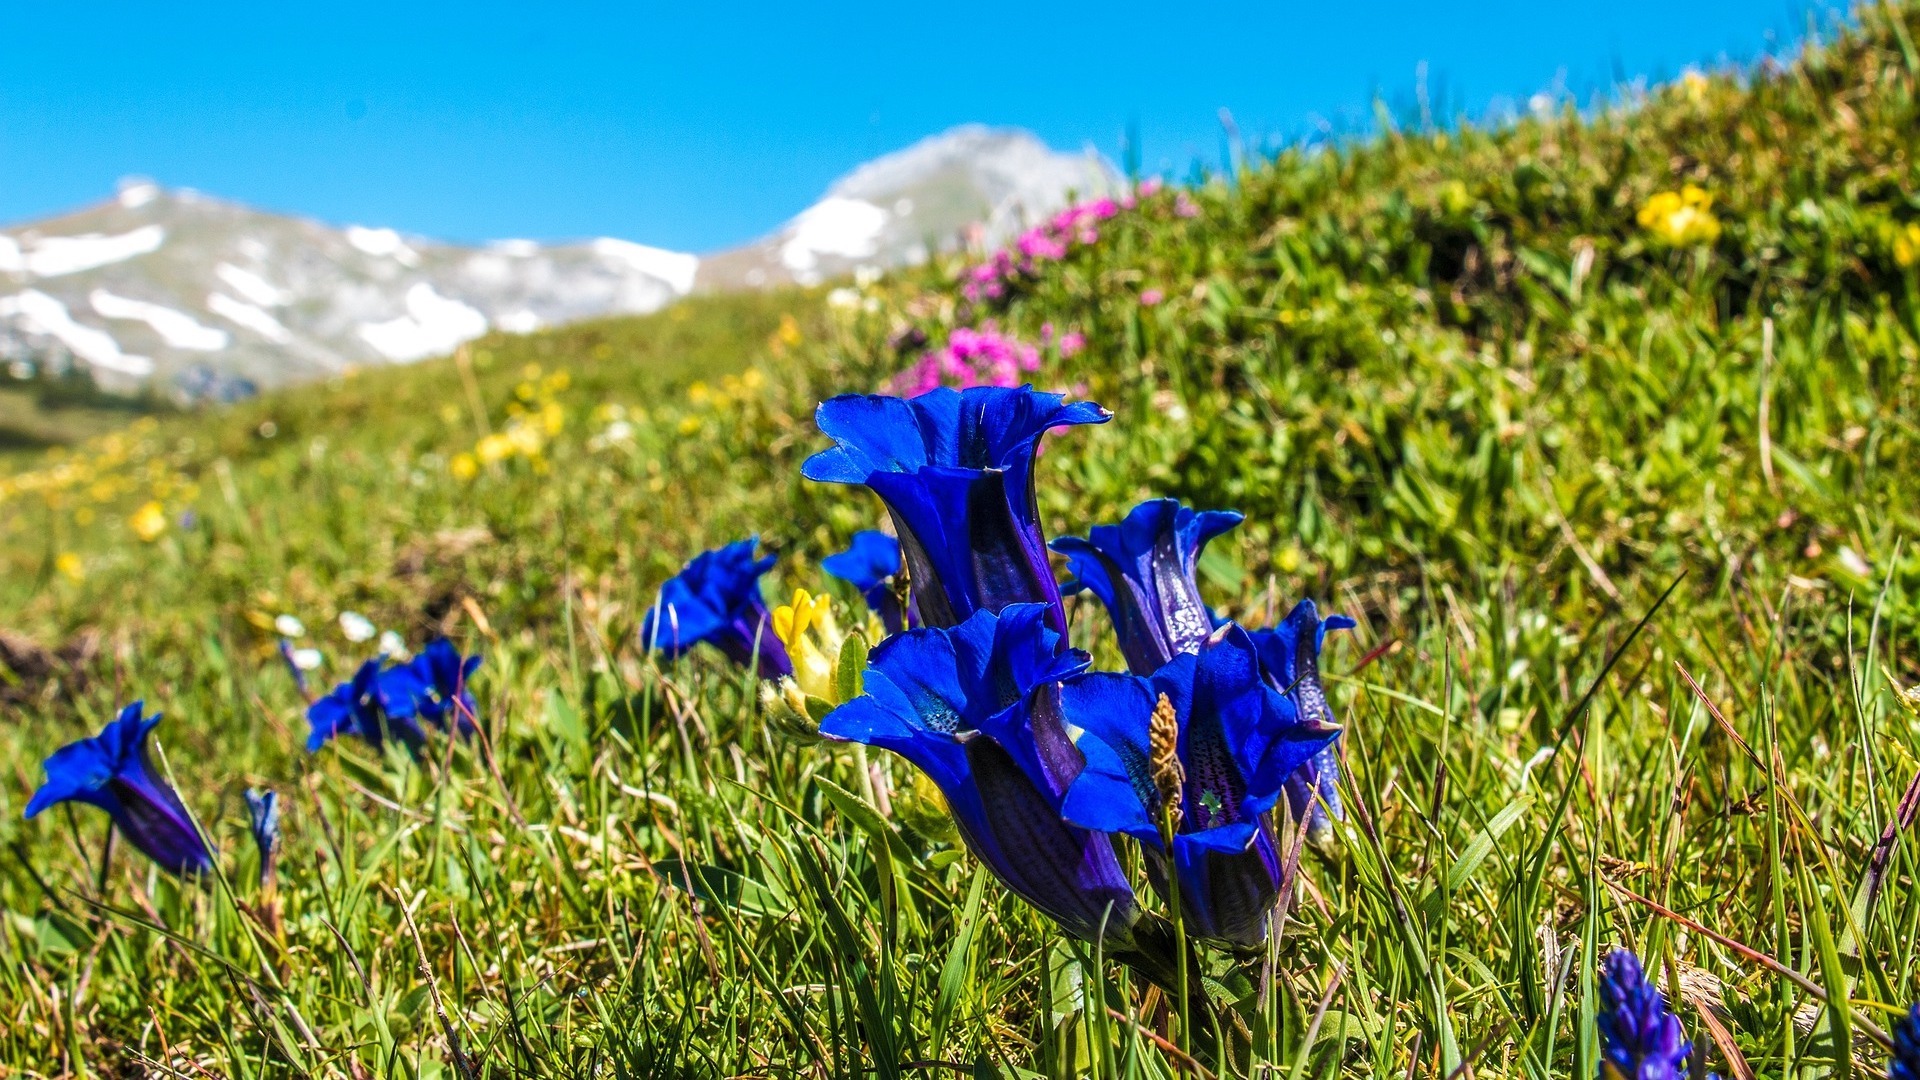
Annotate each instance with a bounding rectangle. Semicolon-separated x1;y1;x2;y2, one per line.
1;5;1919;1077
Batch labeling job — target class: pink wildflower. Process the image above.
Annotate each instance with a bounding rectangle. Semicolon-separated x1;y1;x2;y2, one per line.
895;326;1044;393
1058;331;1086;357
1140;288;1164;307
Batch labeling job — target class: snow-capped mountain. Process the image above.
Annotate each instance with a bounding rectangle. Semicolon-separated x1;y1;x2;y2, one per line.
698;125;1118;290
0;125;1114;401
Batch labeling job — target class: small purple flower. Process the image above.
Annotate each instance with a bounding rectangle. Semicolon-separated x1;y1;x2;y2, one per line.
1050;498;1243;676
245;788;280;887
1597;950;1695;1080
803;385;1108;637
277;638;310;698
641;538;792;679
1248;600;1354;843
25;702;214;878
1891;1004;1920;1080
822;530;914;634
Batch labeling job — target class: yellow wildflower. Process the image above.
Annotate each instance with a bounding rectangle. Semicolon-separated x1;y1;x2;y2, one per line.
1680;69;1709;103
1637;186;1722;247
773;589;843;702
450;453;479;481
775;314;802;349
677;414;702;436
686;380;713;406
128;501;168;542
475;432;516;465
55;553;84;582
1892;222;1920;268
539;401;565;436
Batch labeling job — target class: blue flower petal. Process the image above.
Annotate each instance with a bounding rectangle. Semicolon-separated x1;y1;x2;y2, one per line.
823;530;912;631
820;605;1139;944
641;538;792;678
803;386;1108;633
1051;499;1243;675
1061;628;1334;947
1250;599;1354;839
24;702;212;878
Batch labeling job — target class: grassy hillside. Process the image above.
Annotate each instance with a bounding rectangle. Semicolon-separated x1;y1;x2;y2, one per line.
3;5;1920;1076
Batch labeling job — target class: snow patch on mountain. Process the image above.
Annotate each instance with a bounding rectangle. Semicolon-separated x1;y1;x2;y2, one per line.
214;263;293;307
696;125;1118;291
0;225;166;278
779;197;888;280
118;182;160;209
207;292;293;343
357;283;489;362
0;290;155;377
590;239;699;295
89;290;229;351
346;226;421;266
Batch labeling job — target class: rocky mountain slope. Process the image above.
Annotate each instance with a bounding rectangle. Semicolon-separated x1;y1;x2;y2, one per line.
0;126;1115;402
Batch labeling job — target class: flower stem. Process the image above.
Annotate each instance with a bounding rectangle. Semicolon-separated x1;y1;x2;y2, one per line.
1159;808;1191;1060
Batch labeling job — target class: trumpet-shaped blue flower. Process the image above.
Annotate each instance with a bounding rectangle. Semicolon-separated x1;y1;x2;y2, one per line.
397;638;482;735
25;702;213;878
802;385;1109;635
1051;498;1243;675
305;641;481;752
641;538;792;679
1062;628;1339;947
307;657;430;751
822;530;914;633
821;604;1146;944
245;788;280;887
1248;600;1354;843
1597;950;1695;1080
1891;1003;1920;1080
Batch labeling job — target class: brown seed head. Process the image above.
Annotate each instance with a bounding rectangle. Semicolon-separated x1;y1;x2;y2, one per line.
1149;692;1184;834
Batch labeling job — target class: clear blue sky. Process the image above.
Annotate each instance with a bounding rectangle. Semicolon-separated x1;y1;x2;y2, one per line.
0;2;1844;252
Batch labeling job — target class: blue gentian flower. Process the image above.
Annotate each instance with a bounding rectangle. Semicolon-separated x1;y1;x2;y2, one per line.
24;702;214;878
1597;950;1695;1080
1061;627;1339;947
822;529;914;633
1248;600;1355;844
306;658;429;751
820;604;1146;944
1050;498;1243;675
802;385;1109;635
641;538;793;679
1891;1003;1920;1080
245;787;280;887
397;638;482;735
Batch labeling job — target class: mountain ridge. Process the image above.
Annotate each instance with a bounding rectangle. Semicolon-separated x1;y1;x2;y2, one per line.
0;126;1115;404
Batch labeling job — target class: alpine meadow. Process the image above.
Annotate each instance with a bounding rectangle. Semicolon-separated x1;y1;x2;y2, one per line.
8;7;1920;1080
